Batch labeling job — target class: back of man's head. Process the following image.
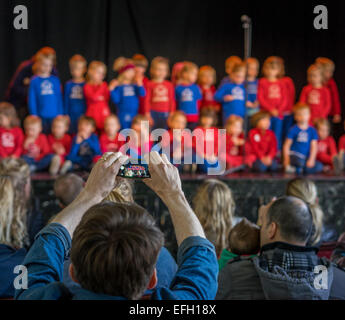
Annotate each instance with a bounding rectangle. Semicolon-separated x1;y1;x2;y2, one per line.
266;197;313;244
54;174;84;207
70;201;164;300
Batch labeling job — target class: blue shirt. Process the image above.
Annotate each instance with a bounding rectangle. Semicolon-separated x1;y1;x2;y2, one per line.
220;76;232;87
67;134;101;169
15;223;218;300
0;245;27;298
246;80;259;116
64;81;86;119
215;83;246;118
287;125;318;159
111;85;146;115
28;75;64;118
175;84;202;116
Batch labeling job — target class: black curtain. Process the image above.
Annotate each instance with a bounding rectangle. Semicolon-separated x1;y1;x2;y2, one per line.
1;0;345;117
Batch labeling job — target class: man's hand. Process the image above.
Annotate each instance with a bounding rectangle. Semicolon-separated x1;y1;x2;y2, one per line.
83;152;129;203
143;151;182;199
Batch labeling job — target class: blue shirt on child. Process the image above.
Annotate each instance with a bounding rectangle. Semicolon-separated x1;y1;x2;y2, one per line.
215;83;246;119
64;81;86;120
28;75;64;119
246;79;259;116
111;84;146;115
287;125;318;159
175;84;202;117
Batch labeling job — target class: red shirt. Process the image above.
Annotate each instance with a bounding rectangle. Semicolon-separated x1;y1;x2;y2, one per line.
99;133;125;154
299;85;332;121
194;127;219;158
281;77;296;114
199;85;220;112
338;135;345;152
22;134;51;161
144;80;176;113
224;132;244;162
317;136;337;166
47;134;72;158
161;129;194;159
258;78;288;118
327;78;341;116
84;82;111;130
246;128;278;162
138;77;149;114
0;127;24;158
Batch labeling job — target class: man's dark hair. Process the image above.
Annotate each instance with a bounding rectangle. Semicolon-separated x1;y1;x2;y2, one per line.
70;202;164;300
266;197;313;243
54;174;84;207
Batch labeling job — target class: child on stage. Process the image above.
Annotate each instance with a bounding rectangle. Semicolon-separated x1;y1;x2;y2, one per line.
299;64;331;124
246;111;278;173
60;116;101;174
144;57;175;130
224;115;246;172
194;108;219;174
198;66;220;114
48;116;72;175
0;102;24;159
220;56;243;87
64;55;87;134
83;61;111;131
99;114;124;154
132;54;149;115
283;104;323;175
22;116;53;173
315;57;342;124
314;118;337;173
245;58;260;130
175;62;202;131
110;58;146;130
28;52;64;134
215;63;247;124
258;56;289;151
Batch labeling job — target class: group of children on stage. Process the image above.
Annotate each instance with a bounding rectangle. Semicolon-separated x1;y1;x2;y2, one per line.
2;46;345;175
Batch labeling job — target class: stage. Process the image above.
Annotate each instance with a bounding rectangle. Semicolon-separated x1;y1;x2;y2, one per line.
33;173;345;257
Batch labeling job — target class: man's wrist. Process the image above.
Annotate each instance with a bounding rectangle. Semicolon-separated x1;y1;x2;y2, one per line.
78;188;104;208
158;189;186;206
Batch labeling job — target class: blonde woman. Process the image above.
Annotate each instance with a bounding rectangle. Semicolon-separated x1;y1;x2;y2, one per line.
193;179;235;257
286;178;338;246
0;158;42;298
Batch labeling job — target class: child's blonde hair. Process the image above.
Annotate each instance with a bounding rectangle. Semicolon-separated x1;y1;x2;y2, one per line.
167;111;187;128
231;63;247;74
24;115;42;128
34;47;57;65
314;118;331;131
262;56;285;78
315;57;335;73
286;178;324;245
198;65;216;85
250;111;271;128
193;179;235;256
293;103;310;115
150;57;170;77
33;51;56;74
307;64;326;84
179;61;198;78
87;61;107;81
132;54;149;69
0;102;20;128
225;56;242;74
226;115;244;128
52;115;70;129
69;54;87;69
0;158;31;249
112;57;135;83
246;57;260;69
105;114;120;124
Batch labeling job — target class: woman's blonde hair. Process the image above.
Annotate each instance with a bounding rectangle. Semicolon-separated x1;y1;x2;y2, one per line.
193;179;235;256
104;179;134;204
0;158;31;249
286;178;324;245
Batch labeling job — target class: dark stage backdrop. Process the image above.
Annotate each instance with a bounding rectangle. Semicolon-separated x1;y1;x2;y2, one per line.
1;0;345;116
